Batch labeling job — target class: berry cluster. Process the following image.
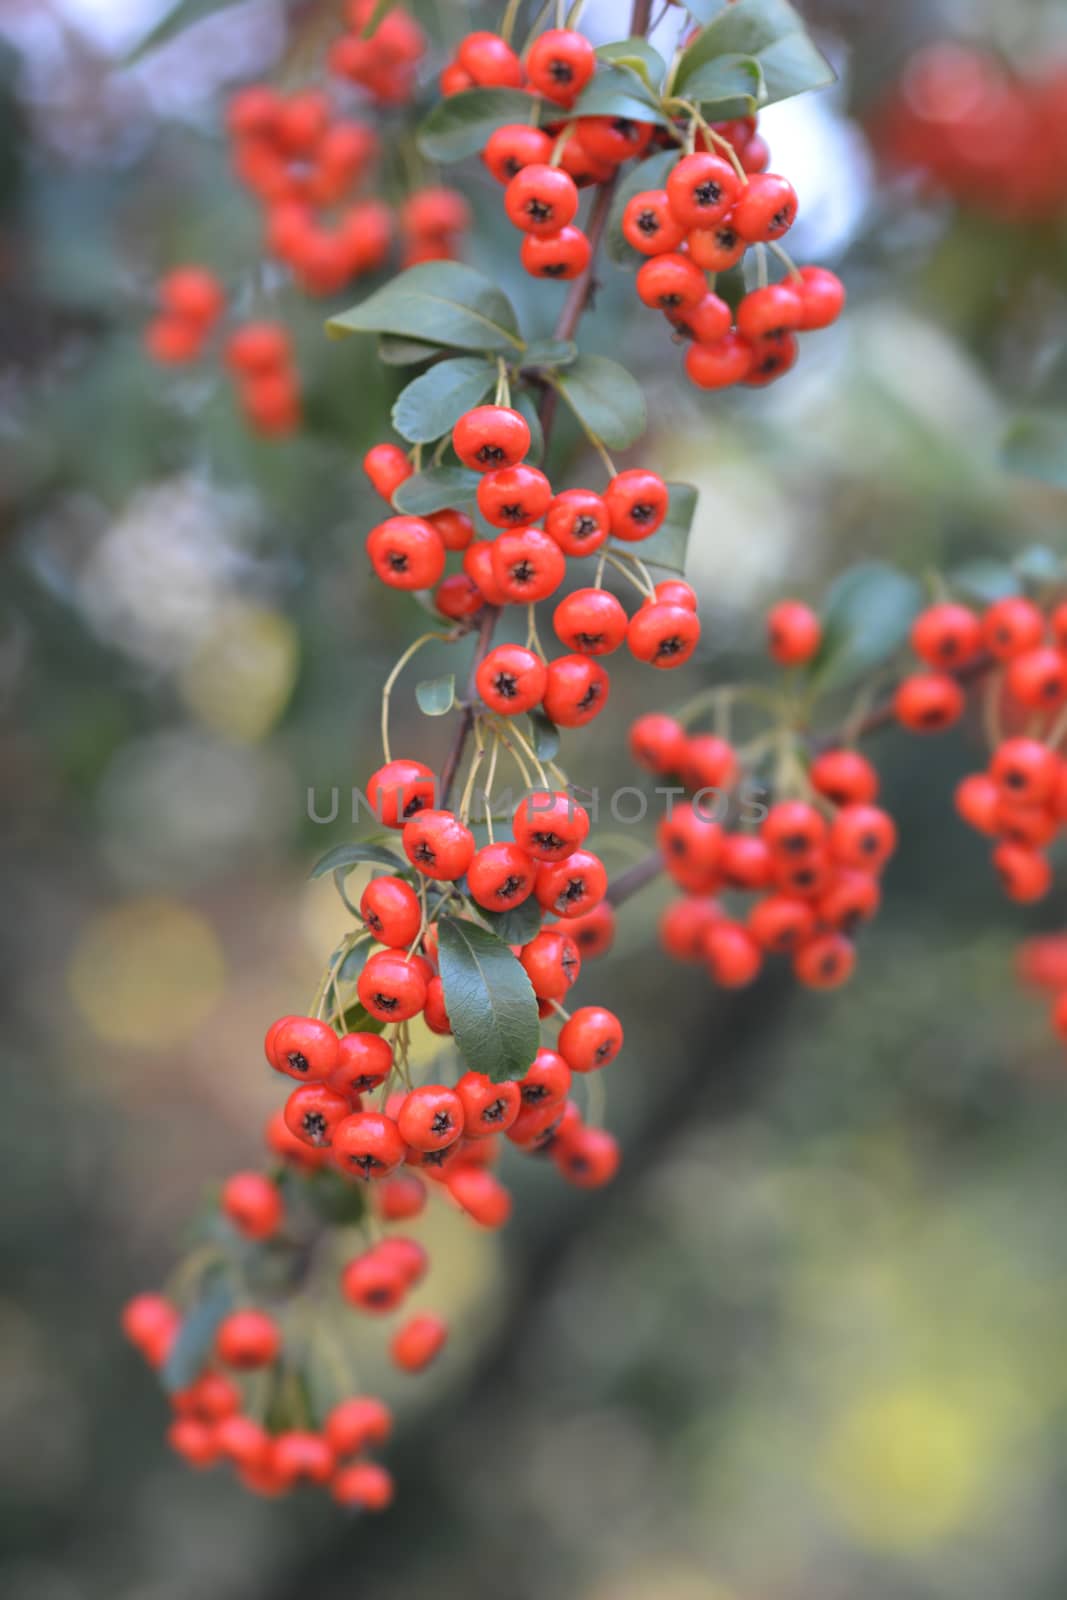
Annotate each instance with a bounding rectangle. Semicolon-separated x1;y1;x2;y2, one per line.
632;696;894;994
122;1288;397;1506
328;0;426;105
144;267;226;366
876;42;1067;223
365;403;701;699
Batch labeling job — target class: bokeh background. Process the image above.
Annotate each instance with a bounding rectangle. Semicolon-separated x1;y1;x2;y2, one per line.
3;0;1067;1596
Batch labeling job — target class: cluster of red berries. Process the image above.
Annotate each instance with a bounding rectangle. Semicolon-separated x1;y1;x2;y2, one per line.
121;1288;397;1506
328;0;426;106
631;708;895;991
144;267;226;366
622;136;844;390
894;595;1067;735
364;405;701;705
876;42;1067;223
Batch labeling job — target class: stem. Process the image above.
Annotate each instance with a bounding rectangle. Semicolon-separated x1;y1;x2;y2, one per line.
381;630;453;764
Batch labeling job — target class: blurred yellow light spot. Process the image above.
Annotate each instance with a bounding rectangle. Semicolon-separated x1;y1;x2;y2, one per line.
178;602;298;743
68;898;225;1048
819;1385;984;1546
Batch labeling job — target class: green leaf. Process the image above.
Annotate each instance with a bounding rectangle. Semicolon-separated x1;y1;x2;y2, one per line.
124;0;243;62
809;562;923;691
571;63;670;126
328;262;524;353
1003;413;1067;488
949;560;1020;605
481;896;544;946
528;709;561;762
391;356;496;445
309;842;405;878
605;150;680;266
378;335;443;366
437;916;540;1083
415;674;456;716
678;52;765;116
685;0;730;20
338;942;371;984
393;465;481;515
418;88;544;163
522;338;578;369
595;39;667;93
673;0;835;110
554;355;647;451
512;389;545;465
623;481;698;574
161;1276;233;1392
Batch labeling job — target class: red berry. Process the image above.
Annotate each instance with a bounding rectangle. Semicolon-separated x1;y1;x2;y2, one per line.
375;1173;427;1220
622;190;687;255
390;1312;447;1371
491;526;567;601
731;172;798;241
519;927;581;999
452;405;530;472
719;832;772;889
467;841;535;910
284;1081;352;1147
894;672;965;731
911;602;983;668
360;875;421;947
520;1046;572;1107
331;1460;395;1511
555;1126;619;1188
667;292;732;344
795;265;846;330
628;602;701;669
535;850;608;919
476;643;548;714
544;487;612;555
829;804;897;872
636;252;706;312
793;932;856;989
525;28;596;104
513;790;590;860
989;738;1060;804
221;1172;283;1240
628;713;687;773
553;588;629;655
397;1084;465;1151
681;733;738;794
363;442;412;502
463;540;512;606
685;331;753;388
542;653;610;726
992;842;1051;903
325;1396;392;1457
216;1309;280;1370
767;599;820;665
737;283;803;342
402;810;476;881
654;579;698;611
447;1166;512;1227
604;472;668;541
955;773;1000;834
578;114;653;165
762;800;827;860
268;1015;340;1082
810;749;880;806
982;597;1045;659
743;333;798;386
144;317;204;365
658;801;723;892
666;152;741;227
504;164;579;235
748;893;816;953
521;226;592;280
817;870;881;931
455;1071;521;1136
483;123;554;183
333;1110;407;1180
660;897;724;961
457;30;524;87
557;1005;623;1072
367;757;437;828
121;1294;179;1364
477;463;553;528
366;515;445;592
159;266;225;327
436;572;485;620
1006;648;1067;710
357;949;429;1020
705;921;763;987
687;222;745;272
